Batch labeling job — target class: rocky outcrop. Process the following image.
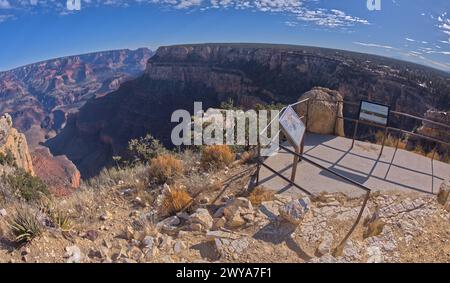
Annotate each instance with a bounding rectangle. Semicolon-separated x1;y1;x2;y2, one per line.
31;146;80;196
295;87;345;136
46;44;450;177
0;114;34;174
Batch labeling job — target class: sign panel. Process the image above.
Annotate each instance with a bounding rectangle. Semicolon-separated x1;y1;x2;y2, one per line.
279;105;306;148
359;100;390;126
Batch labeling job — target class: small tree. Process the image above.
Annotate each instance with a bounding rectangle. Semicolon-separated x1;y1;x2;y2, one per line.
7;169;50;203
127;134;166;164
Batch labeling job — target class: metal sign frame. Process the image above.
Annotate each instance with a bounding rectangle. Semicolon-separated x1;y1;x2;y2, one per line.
358;100;391;127
279;105;306;181
279;105;306;149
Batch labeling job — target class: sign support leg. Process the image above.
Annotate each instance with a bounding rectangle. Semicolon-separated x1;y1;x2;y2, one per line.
290;145;300;182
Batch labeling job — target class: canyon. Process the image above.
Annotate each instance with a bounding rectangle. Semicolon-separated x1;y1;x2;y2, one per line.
45;43;450;178
0;48;153;191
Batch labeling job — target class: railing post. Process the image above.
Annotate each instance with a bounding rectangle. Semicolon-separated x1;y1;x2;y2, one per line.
380;127;388;157
334;100;340;136
305;99;310;132
351;120;359;149
256;136;261;185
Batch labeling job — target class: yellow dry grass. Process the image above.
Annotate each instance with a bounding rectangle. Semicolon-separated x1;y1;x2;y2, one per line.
161;186;193;216
201;145;235;169
148;154;183;184
248;186;275;206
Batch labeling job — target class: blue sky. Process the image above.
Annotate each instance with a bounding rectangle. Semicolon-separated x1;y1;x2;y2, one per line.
0;0;449;72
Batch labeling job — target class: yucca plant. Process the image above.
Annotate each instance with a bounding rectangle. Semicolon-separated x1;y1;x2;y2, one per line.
50;210;72;232
38;198;72;232
9;209;42;243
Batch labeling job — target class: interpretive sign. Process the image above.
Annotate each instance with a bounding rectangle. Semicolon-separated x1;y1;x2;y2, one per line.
358;100;390;126
279;105;306;149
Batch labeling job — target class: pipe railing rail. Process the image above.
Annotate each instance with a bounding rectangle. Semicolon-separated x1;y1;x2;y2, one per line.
255;97;449;256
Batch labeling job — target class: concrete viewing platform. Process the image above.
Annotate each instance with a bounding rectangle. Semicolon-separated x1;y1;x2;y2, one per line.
258;133;450;197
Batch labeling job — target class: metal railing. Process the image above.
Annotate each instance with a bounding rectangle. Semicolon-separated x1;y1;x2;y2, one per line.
254;97;449;256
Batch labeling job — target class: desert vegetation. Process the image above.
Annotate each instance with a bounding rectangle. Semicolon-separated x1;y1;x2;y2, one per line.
0;132;448;264
373;130;449;163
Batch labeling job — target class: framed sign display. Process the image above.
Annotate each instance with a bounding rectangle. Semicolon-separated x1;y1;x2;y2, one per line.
358;100;390;126
279;105;306;149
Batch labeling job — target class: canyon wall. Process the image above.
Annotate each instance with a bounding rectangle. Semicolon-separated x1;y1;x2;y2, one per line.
46;44;450;177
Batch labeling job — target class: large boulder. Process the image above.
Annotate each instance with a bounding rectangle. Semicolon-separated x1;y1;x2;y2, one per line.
188;208;213;231
279;197;311;225
0;114;34;174
219;197;254;229
296;87;345;136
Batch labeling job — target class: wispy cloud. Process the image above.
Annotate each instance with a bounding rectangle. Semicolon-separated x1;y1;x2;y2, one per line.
353;42;397;50
0;0;370;28
0;14;13;22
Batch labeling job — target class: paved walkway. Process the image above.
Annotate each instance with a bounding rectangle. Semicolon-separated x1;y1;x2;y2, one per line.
257;133;450;197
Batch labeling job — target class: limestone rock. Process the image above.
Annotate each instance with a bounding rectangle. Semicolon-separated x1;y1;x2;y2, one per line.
212;217;226;230
317;232;334;256
0;113;34;174
366;246;384;263
157;216;180;232
173;240;187;254
279;197;311;225
295;87;345;136
214;237;250;259
221;197;254;228
437;179;450;206
65;245;83;263
189;208;213;231
206;230;241;240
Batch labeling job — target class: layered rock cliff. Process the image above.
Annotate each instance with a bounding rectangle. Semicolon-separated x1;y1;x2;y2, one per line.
0;48;153;147
0;114;34;174
46;43;450;177
0;48;153;191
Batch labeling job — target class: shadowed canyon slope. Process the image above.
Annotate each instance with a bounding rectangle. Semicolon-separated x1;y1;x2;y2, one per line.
46;43;450;177
0;48;153;148
0;48;153;192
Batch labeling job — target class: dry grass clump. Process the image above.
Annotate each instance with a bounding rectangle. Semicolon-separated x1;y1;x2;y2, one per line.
375;131;407;149
85;164;147;189
201;145;235;169
247;186;275;206
148;154;183;184
239;150;256;164
160;186;193;216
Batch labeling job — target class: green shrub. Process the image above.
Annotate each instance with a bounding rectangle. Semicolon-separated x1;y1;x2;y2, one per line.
127;134;166;163
0;149;16;167
7;169;50;202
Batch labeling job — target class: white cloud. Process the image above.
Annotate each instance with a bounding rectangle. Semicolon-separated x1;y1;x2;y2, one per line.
0;0;10;9
1;0;370;28
353;42;396;50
